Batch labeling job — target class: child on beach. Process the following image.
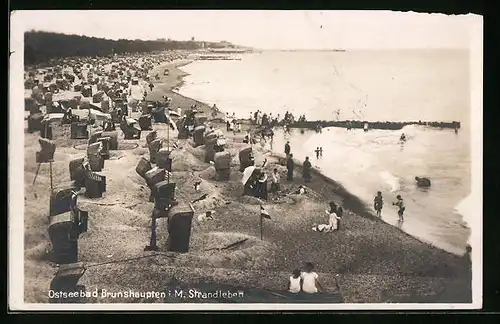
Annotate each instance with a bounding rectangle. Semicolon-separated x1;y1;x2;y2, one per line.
287;269;302;293
392;194;405;222
324;201;340;232
271;168;281;192
300;262;323;293
374;191;383;217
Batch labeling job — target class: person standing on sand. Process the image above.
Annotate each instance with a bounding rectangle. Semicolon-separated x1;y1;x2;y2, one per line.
315;147;320;159
374;191;383;217
285;141;291;157
300;262;324;293
302;157;312;183
392;195;405;222
271;168;281;192
286;154;294;181
319;147;323;158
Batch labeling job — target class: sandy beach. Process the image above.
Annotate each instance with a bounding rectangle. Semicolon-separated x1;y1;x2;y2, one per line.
23;58;472;304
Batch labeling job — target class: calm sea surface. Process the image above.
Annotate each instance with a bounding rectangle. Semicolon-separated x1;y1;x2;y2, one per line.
179;50;471;255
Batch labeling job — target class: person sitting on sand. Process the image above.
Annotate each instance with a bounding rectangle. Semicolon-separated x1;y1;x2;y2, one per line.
400;133;406;142
324;201;341;232
287;269;302;293
300;262;323;293
295;185;306;195
197;210;215;222
302;157;312;183
374;191;383;217
415;176;431;188
392;195;406;222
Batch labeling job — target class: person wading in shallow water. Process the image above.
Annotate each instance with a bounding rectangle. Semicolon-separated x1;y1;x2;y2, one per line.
286;154;294;181
392;195;406;222
302;157;312;183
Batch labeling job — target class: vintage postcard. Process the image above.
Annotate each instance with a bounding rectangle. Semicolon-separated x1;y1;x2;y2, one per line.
9;10;483;311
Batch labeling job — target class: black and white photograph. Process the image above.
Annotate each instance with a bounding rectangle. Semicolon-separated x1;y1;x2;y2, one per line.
9;10;483;310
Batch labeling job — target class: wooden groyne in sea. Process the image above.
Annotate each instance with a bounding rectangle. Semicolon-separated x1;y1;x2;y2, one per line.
286;120;461;131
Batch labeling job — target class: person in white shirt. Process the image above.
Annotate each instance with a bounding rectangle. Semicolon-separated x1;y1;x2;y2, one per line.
287;269;302;293
300;262;323;293
325;201;340;232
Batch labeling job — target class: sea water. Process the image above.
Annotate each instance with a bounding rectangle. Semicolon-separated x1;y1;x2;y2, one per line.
178;50;471;255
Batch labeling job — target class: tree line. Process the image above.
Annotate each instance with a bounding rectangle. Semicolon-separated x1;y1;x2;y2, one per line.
24;31;209;66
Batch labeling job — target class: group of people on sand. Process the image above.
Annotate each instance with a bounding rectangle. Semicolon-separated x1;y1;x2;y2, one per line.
287;262;324;294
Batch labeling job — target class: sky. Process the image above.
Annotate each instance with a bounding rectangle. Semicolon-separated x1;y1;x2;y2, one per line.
12;10;480;50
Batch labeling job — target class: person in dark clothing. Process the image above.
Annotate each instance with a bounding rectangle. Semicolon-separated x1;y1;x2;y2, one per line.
255;172;268;200
336;204;344;230
302;157;312;182
415;176;431;188
149;83;154;92
315;147;320;159
285;141;291;157
373;191;383;217
286;154;294;181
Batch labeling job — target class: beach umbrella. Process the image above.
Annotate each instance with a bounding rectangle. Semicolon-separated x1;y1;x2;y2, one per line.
241;166;257;185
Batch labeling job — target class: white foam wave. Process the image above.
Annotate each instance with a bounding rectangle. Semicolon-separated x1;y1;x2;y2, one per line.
379;170;400;192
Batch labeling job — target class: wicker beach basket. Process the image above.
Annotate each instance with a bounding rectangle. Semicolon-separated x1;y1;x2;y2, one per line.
101;131;118;150
193;126;206;147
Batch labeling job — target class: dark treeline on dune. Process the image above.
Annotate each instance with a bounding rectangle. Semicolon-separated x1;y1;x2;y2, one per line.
24;31;207;65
